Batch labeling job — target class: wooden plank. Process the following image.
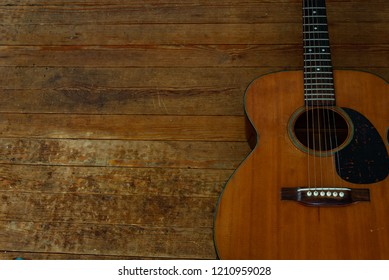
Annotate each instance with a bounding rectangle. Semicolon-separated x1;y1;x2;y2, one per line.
1;23;388;45
1;2;386;25
1;45;387;68
0;191;216;227
0;67;273;89
0;23;296;45
0;164;231;197
2;67;387;91
0;138;251;169
0;0;308;6
0;3;302;25
0;69;387;116
0;87;244;115
0;114;245;141
0;45;303;67
0;221;216;259
0;251;160;260
0;0;386;7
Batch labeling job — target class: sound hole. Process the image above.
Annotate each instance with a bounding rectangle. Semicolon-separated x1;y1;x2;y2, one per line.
293;108;350;152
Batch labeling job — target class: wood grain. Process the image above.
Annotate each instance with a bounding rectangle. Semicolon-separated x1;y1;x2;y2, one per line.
0;0;387;259
0;67;275;89
0;221;215;259
1;23;388;45
214;70;389;259
1;45;387;68
0;164;232;196
1;1;386;24
0;191;217;227
0;114;246;141
0;138;250;168
0;87;244;115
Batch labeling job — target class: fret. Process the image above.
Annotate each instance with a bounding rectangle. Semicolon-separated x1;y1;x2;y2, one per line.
303;46;330;49
304;53;331;56
303;14;327;18
305;87;335;90
304;23;328;26
305;86;334;88
303;31;328;34
304;94;335;96
303;15;327;18
304;52;331;56
304;72;333;75
305;86;334;89
303;7;326;10
304;82;334;86
304;97;335;101
304;59;332;62
304;77;333;80
304;80;334;83
304;64;332;67
303;39;330;42
304;89;335;92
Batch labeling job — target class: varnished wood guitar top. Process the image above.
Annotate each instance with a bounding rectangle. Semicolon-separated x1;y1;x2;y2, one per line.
214;70;388;259
213;0;388;260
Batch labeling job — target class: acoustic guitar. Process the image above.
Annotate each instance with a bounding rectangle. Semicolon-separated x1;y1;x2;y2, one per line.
214;0;388;259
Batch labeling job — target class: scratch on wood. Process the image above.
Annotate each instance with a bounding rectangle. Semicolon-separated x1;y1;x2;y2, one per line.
157;89;169;114
370;227;386;233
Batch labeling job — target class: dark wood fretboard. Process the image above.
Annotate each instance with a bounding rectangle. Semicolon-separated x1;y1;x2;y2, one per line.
303;0;335;106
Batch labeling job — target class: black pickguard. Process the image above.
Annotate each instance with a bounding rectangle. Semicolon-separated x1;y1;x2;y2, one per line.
335;107;388;184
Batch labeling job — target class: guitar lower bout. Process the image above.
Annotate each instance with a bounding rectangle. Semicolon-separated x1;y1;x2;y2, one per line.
214;70;389;259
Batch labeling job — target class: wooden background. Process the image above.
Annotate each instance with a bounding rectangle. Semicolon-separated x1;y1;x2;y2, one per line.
0;0;388;259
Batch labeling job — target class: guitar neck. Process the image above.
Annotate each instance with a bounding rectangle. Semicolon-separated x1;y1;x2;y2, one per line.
303;0;335;106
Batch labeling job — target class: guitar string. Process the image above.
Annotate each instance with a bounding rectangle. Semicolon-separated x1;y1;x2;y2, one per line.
314;0;343;192
319;0;344;191
315;0;334;192
313;0;325;191
323;0;345;188
307;0;318;191
321;0;340;190
304;0;314;192
311;0;331;192
306;0;344;192
306;0;322;192
322;0;336;192
316;0;331;192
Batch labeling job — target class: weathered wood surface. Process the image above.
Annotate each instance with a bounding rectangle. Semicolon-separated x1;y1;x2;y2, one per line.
0;165;234;195
0;114;245;141
2;23;388;45
0;221;214;258
0;139;249;168
1;45;388;68
0;0;387;259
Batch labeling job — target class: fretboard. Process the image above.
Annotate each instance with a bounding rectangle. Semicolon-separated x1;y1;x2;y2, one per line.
303;0;335;106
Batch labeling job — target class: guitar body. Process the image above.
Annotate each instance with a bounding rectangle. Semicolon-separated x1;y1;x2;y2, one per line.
214;70;389;259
